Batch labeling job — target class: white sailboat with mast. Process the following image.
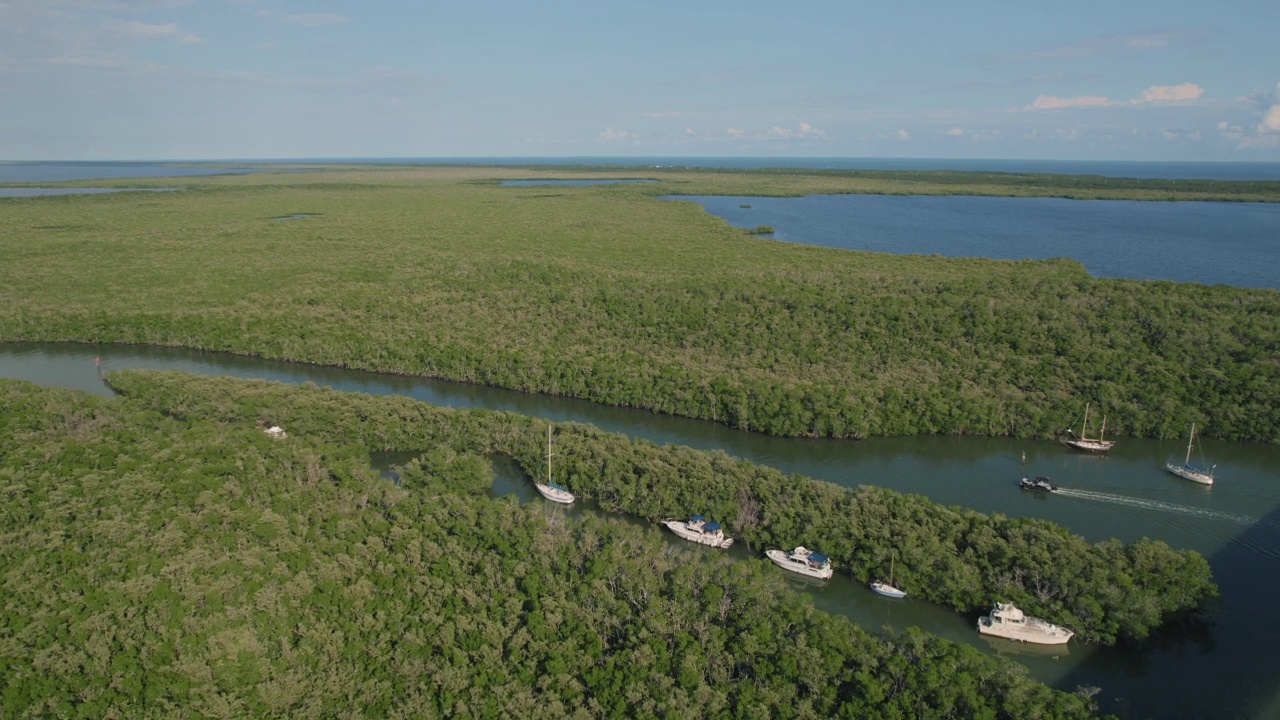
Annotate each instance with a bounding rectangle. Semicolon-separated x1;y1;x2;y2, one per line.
534;425;575;504
1166;422;1216;485
1060;401;1114;453
870;554;906;599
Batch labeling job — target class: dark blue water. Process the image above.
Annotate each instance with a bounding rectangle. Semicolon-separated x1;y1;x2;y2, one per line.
319;157;1280;181
676;194;1280;290
0;188;176;198
500;179;657;186
0;162;256;183
7;158;1280;182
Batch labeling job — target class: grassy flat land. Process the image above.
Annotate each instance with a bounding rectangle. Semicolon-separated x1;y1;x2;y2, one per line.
1;165;1277;441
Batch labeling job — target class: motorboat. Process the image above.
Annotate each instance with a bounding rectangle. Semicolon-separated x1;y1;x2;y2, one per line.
663;514;734;548
977;602;1074;645
765;546;833;580
1019;476;1058;493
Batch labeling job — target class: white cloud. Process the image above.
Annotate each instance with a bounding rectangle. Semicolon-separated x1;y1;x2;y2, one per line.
1134;83;1203;104
1218;82;1280;149
944;127;964;136
1030;94;1113;110
764;122;828;140
1028;83;1205;111
1004;32;1179;62
105;19;203;44
257;10;348;27
894;129;910;140
598;126;634;142
1261;104;1280;132
725;127;744;138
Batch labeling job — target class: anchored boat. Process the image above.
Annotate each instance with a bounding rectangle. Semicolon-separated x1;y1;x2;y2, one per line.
870;554;906;598
663;514;734;548
765;546;834;580
977;602;1074;645
1061;402;1114;453
534;425;575;504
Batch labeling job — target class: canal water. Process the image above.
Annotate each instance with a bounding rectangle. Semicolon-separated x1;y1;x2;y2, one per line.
2;342;1278;720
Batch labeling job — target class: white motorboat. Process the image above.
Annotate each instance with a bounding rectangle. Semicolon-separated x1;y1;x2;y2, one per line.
1166;422;1215;486
977;602;1074;645
765;546;833;580
534;425;575;504
663;515;734;548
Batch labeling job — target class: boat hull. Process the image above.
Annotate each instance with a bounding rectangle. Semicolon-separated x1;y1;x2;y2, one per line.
978;616;1073;645
663;519;734;548
765;549;833;579
1061;438;1113;453
1166;463;1214;485
535;484;575;504
870;582;906;599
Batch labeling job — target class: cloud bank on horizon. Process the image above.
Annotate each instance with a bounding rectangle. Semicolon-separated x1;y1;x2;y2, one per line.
1;0;1277;161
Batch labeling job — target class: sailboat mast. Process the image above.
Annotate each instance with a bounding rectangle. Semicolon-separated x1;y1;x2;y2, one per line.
546;425;553;482
1186;422;1196;465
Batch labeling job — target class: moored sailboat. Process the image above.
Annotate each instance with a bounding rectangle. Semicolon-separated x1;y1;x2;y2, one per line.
1166;422;1215;486
870;555;906;598
534;425;575;504
1061;402;1114;453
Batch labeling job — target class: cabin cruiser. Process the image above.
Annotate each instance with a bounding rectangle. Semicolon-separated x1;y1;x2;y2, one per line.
977;602;1074;645
663;514;734;548
765;546;833;579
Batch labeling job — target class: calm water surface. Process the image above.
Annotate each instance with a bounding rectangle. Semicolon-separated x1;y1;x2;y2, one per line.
2;342;1278;720
673;194;1280;290
0;188;176;197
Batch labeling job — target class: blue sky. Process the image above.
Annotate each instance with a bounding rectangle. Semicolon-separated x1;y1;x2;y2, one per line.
2;0;1278;161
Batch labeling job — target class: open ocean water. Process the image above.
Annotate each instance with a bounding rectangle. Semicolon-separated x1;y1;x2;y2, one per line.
6;158;1278;289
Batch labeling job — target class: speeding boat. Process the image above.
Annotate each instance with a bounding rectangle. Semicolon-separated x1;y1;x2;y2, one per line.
1019;476;1058;493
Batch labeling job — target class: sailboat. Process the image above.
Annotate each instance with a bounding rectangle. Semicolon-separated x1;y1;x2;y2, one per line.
1166;422;1215;485
870;555;906;599
1060;401;1115;453
534;425;575;504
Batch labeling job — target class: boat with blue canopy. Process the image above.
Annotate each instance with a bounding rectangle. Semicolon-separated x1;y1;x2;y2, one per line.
663;514;734;548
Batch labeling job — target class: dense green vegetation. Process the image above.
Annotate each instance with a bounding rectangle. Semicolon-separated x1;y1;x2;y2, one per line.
1;166;1277;443
0;376;1116;719
104;370;1217;646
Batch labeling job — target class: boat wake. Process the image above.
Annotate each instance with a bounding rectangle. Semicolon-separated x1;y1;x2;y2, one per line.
1054;488;1280;560
1054;488;1256;525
